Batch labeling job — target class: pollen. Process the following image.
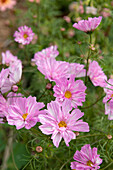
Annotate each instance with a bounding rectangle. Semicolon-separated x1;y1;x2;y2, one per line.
64;90;72;99
22;113;28;120
58;121;67;128
23;33;28;39
111;94;113;98
87;160;93;167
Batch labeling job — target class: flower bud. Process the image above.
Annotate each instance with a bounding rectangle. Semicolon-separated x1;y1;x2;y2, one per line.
46;83;52;90
12;85;18;92
36;146;43;153
107;134;112;139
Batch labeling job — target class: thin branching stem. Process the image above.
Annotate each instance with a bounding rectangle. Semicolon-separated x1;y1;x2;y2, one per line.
81;94;105;109
85;33;92;85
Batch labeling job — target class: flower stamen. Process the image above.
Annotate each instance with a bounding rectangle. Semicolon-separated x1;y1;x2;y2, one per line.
58;121;67;128
64;90;72;99
87;160;94;167
23;33;28;39
22;113;28;120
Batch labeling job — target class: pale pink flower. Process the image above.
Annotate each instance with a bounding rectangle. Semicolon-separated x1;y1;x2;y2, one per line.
53;75;86;108
0;94;8;123
7;96;45;130
100;8;111;18
1;61;22;94
1;50;19;66
63;16;71;23
67;29;75;38
14;25;35;45
39;100;89;147
79;1;84;14
105;99;113;120
67;63;86;78
0;68;10;93
60;27;65;32
7;92;23;105
71;144;102;170
36;58;69;82
86;6;97;15
0;0;16;11
73;16;102;33
28;0;40;3
69;2;77;12
31;34;38;44
0;92;22;123
32;45;59;63
88;61;107;87
103;79;113;103
9;60;22;85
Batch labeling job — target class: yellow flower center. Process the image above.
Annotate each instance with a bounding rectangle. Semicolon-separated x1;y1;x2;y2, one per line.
64;91;72;99
111;94;113;98
58;121;67;128
22;113;28;120
87;160;93;167
23;33;28;39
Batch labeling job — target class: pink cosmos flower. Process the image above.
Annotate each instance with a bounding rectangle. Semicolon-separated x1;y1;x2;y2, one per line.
53;75;86;108
105;99;113;120
7;96;45;130
1;50;19;66
87;61;107;87
103;79;113;103
0;68;10;93
63;16;71;23
36;58;69;82
0;92;22;123
0;0;16;11
86;6;97;15
7;92;23;105
71;144;102;170
32;45;59;63
0;94;8;123
67;63;86;78
1;61;22;94
14;25;35;45
38;100;89;147
73;16;102;33
100;8;111;18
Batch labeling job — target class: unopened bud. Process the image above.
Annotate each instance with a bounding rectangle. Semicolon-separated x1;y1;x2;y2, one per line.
12;85;18;92
60;27;65;31
77;41;82;45
36;146;43;153
107;134;112;139
46;83;52;90
90;44;95;51
75;132;79;136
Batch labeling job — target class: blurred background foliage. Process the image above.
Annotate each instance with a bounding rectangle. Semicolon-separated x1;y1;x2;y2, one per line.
1;0;113;169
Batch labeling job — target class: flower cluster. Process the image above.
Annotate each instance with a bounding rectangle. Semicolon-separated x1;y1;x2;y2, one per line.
0;15;106;169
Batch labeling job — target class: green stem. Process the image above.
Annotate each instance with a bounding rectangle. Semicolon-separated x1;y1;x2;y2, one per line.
37;89;46;101
85;33;92;85
76;133;105;140
81;94;105;109
100;161;113;170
